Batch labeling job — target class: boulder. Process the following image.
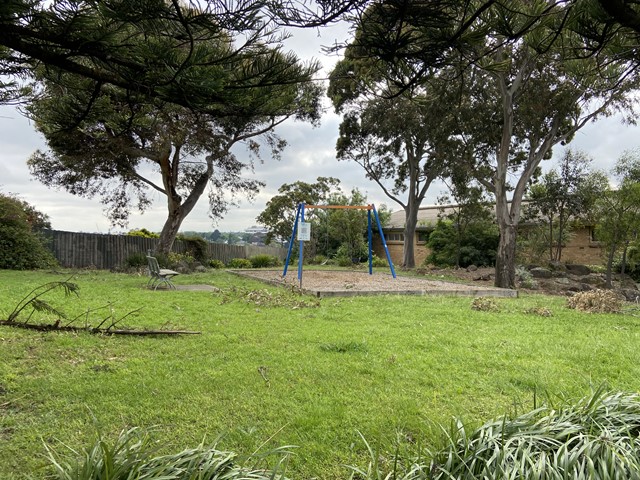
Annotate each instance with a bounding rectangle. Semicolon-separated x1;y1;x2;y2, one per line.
530;267;553;279
466;264;478;272
621;289;640;302
565;264;592;276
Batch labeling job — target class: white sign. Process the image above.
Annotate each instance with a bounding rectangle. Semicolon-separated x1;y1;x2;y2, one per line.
297;221;311;241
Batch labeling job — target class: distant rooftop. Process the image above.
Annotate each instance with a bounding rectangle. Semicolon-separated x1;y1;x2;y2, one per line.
245;225;268;234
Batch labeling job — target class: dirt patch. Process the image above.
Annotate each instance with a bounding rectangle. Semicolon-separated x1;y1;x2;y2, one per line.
231;269;517;298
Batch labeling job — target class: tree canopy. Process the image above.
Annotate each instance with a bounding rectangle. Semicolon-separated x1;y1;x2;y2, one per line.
25;2;322;254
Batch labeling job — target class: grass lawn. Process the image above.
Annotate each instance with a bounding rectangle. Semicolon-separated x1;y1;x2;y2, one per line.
1;268;639;478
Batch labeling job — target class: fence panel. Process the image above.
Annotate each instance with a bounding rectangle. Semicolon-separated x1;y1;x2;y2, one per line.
44;230;286;270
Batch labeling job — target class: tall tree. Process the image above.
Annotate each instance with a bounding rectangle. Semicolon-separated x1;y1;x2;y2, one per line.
0;0;354;109
464;3;639;288
334;0;640;288
256;177;342;247
26;12;321;254
329;53;463;268
525;150;607;262
594;151;640;287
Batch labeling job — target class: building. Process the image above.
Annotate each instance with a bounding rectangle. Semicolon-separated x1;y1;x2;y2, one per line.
374;204;603;267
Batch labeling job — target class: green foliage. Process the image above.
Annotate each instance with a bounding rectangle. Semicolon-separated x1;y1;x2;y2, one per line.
166;252;195;268
257;177;342;246
524;150;607;262
45;427;291;480
371;254;387;267
208;259;226;269
309;255;328;265
124;252;148;269
127;228;159;238
249;254;280;268
177;234;209;263
427;219;498;268
3;269;640;478
335;243;368;266
593;151;640;287
0;193;57;269
227;258;253;269
427;388;640;479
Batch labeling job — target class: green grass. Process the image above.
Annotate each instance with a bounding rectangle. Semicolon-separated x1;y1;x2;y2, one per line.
1;269;640;478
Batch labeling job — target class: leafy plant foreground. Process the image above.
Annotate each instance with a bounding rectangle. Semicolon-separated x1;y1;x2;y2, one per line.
2;269;640;478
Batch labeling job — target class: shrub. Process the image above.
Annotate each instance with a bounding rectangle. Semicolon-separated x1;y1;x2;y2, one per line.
0;193;57;269
249;254;280;268
309;255;328;265
45;427;290;480
566;289;624;313
427;219;498;268
370;254;387;267
227;258;253;269
127;228;159;238
209;259;225;269
124;252;148;269
351;388;640;479
177;234;209;263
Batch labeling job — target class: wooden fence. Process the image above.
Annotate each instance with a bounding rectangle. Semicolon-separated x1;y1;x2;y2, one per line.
44;230;287;270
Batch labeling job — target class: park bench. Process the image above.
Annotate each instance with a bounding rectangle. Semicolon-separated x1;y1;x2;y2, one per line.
146;255;179;290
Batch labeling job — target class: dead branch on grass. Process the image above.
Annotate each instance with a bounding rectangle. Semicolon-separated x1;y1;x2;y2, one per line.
2;279;200;336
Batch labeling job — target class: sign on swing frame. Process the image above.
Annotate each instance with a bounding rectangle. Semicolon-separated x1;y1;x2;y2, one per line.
297;221;311;241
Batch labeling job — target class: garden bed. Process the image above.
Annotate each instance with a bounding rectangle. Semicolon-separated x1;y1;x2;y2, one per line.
231;269;518;298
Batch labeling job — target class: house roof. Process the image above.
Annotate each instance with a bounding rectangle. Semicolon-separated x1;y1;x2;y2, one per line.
388;204;465;229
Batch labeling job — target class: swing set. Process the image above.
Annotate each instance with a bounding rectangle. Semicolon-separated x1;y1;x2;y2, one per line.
282;203;396;286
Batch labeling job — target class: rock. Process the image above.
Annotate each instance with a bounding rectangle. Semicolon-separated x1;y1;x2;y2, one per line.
554;277;571;285
467;265;478;272
565;264;592;276
582;274;607;288
548;261;567;272
473;273;492;281
621;289;640;302
530;267;553;279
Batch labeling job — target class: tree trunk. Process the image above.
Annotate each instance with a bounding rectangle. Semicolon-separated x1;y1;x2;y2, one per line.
402;205;419;268
157;206;185;255
605;241;617;289
495;222;517;289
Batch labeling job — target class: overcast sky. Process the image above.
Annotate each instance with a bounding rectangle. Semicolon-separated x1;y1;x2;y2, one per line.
1;23;639;234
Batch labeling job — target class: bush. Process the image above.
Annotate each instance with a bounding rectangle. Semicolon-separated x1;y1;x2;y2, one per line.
309;255;328;265
209;259;225;269
45;427;290;480
124;252;148;269
427;219;498;268
351;388;640;479
249;254;280;268
0;193;58;269
370;254;387;267
127;228;159;238
177;235;209;263
227;258;253;269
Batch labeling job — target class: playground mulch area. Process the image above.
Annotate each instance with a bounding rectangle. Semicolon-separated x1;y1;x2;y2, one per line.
232;269;518;298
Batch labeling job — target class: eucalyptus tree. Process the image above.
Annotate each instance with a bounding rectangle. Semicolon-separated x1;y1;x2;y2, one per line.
525;150;608;262
26;10;321;254
329;44;466;268
595;152;640;287
459;2;640;288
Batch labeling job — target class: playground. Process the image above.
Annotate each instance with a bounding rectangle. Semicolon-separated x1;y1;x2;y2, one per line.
234;269;518;298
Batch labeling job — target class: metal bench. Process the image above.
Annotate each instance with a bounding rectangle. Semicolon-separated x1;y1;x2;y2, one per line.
146;255;179;290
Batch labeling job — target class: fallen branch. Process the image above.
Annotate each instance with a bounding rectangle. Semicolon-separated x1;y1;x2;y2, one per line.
0;319;200;336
